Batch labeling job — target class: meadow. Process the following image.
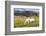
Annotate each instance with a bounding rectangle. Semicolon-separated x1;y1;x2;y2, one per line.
14;16;39;27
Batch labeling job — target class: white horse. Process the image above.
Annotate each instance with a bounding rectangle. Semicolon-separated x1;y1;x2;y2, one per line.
24;17;35;25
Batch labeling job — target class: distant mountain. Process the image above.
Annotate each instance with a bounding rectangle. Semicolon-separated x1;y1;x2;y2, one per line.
14;11;39;16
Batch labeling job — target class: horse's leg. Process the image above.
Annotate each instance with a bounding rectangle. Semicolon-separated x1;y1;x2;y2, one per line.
24;19;28;25
24;20;26;25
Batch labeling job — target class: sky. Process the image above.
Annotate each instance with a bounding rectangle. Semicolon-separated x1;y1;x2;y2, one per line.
14;8;39;13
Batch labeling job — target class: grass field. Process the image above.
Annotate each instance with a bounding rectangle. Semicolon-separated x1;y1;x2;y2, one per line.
14;16;39;27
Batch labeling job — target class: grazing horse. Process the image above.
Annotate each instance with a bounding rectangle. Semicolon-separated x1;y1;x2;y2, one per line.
24;17;35;25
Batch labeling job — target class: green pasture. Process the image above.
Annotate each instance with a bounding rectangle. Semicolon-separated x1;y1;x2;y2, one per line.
14;16;39;27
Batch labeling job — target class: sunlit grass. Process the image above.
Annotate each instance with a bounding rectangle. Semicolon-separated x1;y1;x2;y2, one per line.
14;16;39;27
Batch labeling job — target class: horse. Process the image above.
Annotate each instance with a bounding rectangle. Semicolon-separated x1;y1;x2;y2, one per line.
24;17;35;25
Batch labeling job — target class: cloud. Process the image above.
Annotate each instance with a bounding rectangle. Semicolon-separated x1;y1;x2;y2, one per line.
14;8;39;13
